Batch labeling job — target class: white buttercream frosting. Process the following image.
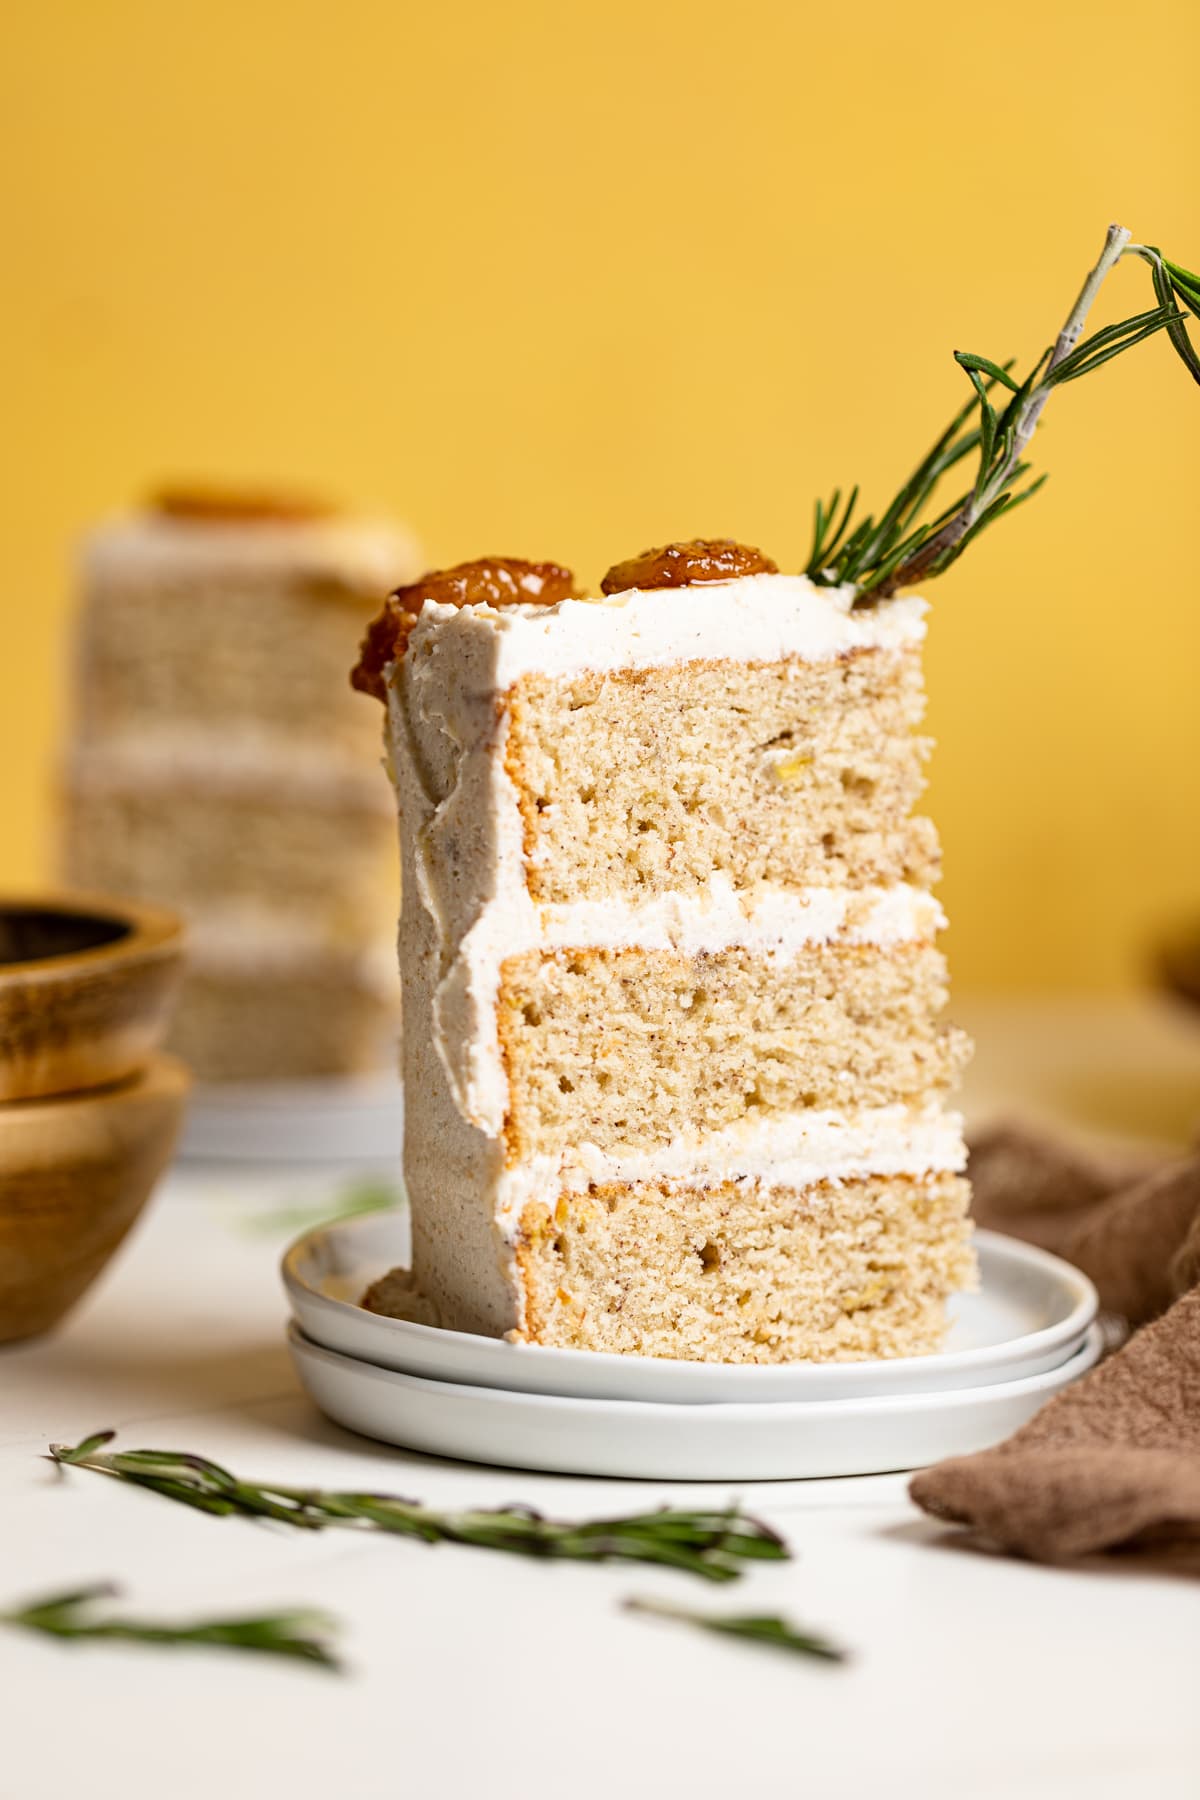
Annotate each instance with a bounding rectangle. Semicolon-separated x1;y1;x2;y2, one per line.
492;1103;967;1235
535;878;945;956
65;727;392;811
410;572;927;686
185;905;397;992
83;509;419;594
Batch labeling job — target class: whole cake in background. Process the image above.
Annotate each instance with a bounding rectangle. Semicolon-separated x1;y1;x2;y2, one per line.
62;487;421;1084
353;546;974;1362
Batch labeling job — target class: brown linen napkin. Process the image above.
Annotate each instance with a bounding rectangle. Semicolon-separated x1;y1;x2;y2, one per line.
910;1123;1200;1567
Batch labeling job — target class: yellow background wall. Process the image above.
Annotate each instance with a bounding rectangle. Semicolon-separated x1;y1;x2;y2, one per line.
2;0;1196;989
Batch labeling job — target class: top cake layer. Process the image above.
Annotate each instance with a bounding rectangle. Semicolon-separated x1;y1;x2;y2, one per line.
393;573;939;916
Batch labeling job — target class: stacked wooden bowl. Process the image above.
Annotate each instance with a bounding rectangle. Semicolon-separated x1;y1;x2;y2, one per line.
0;894;189;1343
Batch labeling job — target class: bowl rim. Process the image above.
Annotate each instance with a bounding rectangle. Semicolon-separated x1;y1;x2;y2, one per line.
0;890;184;985
0;1049;191;1130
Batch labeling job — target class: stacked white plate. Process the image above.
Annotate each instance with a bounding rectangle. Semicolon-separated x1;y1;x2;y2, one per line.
283;1211;1101;1480
181;1075;404;1164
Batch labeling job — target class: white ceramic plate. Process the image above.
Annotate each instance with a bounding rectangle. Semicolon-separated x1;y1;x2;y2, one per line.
180;1074;403;1164
288;1319;1104;1480
283;1214;1097;1404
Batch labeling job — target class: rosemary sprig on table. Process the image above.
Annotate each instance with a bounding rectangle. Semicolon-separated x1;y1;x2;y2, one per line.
50;1432;789;1583
3;1583;340;1669
238;1175;401;1239
807;223;1200;604
625;1597;848;1663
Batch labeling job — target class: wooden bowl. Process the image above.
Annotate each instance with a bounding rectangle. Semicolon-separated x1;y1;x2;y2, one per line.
0;1053;190;1343
0;893;184;1101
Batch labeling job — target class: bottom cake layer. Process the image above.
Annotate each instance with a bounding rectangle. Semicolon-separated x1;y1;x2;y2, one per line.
169;968;396;1083
511;1171;974;1363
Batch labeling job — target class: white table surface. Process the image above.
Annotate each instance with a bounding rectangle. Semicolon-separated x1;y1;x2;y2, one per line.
4;997;1200;1800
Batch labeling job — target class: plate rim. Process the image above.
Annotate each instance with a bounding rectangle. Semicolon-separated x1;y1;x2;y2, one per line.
282;1216;1099;1392
287;1317;1105;1422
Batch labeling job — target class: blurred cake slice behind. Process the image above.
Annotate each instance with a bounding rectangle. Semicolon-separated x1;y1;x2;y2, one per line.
62;486;420;1083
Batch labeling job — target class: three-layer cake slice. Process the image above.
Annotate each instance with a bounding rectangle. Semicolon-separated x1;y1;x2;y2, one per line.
354;544;973;1362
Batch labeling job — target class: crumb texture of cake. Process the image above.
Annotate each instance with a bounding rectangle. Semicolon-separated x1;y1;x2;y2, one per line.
498;941;967;1159
506;651;938;901
362;553;974;1361
62;493;420;1082
514;1172;973;1362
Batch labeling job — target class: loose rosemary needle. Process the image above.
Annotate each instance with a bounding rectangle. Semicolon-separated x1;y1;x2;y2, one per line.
50;1431;789;1583
3;1583;340;1669
806;222;1200;604
624;1596;848;1663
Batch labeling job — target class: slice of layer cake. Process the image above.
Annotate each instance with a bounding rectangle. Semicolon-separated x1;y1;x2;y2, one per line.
354;544;973;1362
63;487;421;1083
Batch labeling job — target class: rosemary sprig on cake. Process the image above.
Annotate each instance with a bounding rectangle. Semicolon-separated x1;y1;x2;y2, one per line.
625;1597;848;1663
807;223;1200;604
51;1432;789;1582
3;1583;340;1668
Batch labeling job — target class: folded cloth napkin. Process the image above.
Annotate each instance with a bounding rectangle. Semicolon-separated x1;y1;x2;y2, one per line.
910;1123;1200;1569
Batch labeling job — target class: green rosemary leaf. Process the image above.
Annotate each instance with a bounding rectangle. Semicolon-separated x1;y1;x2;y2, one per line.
1152;255;1200;385
624;1597;849;1663
954;351;1020;392
1043;303;1182;386
3;1584;340;1669
240;1176;403;1241
48;1433;790;1583
1163;257;1200;304
51;1430;117;1465
960;367;997;499
819;483;859;566
1045;300;1172;369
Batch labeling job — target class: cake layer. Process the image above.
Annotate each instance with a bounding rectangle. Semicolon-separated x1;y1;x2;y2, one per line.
75;564;405;755
497;941;965;1160
63;782;395;938
512;1170;974;1362
170;966;394;1083
505;647;937;904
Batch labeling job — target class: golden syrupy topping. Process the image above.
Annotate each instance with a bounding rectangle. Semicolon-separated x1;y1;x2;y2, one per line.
350;556;578;701
600;538;778;595
151;484;335;524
